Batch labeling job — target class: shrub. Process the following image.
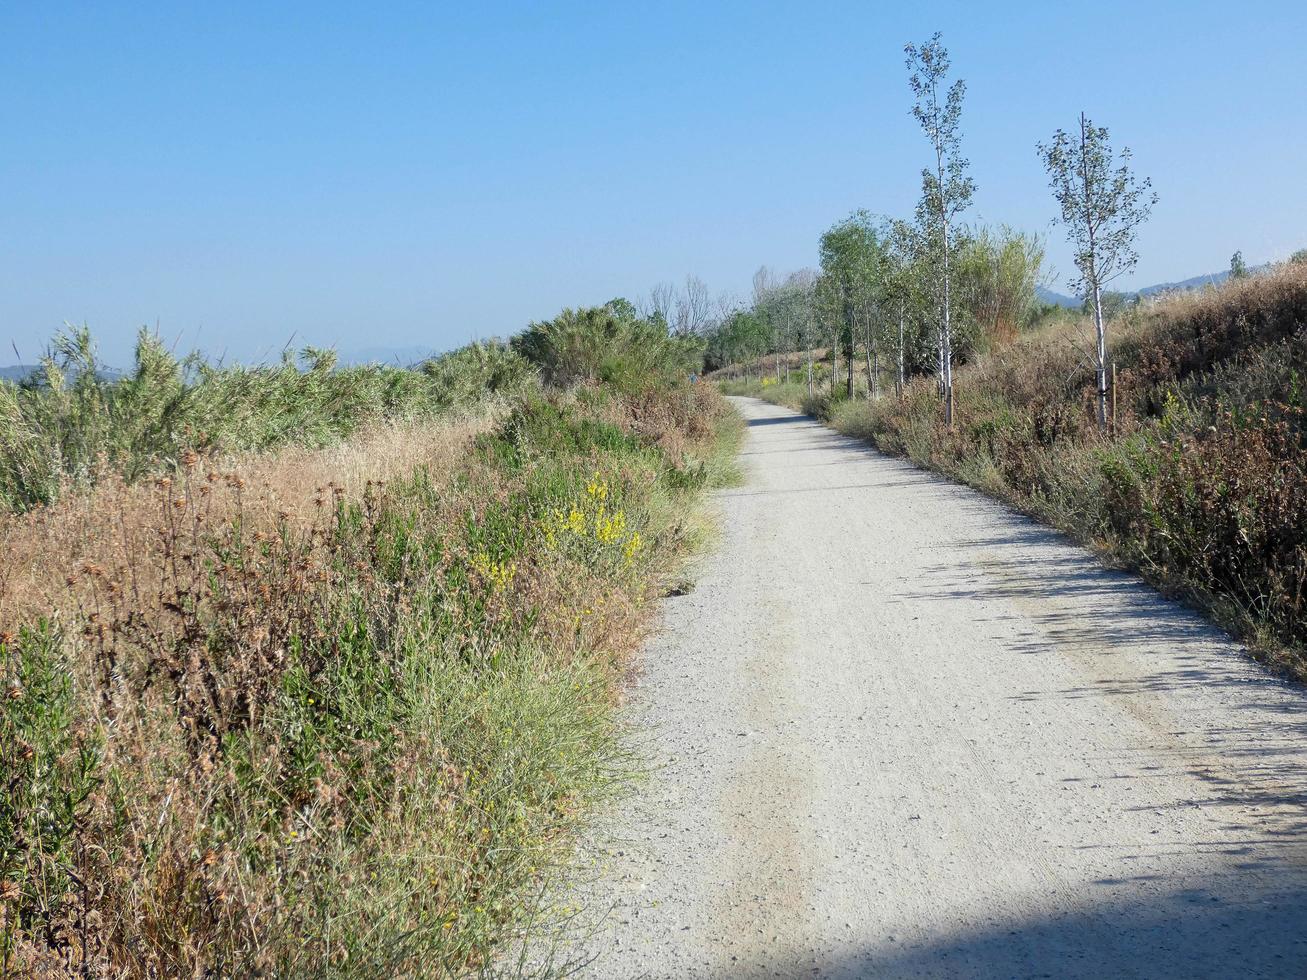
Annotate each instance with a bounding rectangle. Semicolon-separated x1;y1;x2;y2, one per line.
512;305;702;391
0;379;737;975
0;329;537;515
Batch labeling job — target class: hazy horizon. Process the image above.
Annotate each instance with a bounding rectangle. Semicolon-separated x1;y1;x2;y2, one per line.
4;1;1305;367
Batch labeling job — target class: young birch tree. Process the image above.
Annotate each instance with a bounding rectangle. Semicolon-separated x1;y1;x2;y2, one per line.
905;32;975;426
1038;114;1156;428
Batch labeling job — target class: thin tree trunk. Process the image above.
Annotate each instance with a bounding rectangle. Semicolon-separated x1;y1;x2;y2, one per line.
942;218;954;427
864;322;874;400
1093;280;1108;428
1080;112;1108;431
844;316;854;400
897;300;906;399
1110;360;1117;434
806;347;813;396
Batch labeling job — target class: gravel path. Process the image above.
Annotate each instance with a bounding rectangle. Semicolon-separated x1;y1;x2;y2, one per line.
567;396;1307;978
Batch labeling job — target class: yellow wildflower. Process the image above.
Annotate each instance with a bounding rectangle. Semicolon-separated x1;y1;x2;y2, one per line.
623;531;643;563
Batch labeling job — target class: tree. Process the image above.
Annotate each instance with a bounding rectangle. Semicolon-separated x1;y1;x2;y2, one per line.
1039;113;1156;429
1230;250;1248;279
820;212;884;400
814;272;842;397
1291;248;1307;266
765;268;819;395
647;282;675;326
513;304;700;388
906;32;975;426
672;275;712;336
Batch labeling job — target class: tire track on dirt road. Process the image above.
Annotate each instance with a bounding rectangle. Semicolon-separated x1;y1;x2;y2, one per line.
565;396;1307;978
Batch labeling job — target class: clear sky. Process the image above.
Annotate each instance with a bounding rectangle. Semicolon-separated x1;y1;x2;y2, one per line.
3;1;1304;366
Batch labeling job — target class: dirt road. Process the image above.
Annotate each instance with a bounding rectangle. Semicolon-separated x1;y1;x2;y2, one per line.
568;396;1307;978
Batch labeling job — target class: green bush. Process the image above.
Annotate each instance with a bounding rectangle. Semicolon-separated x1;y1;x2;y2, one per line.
512;303;702;391
0;329;538;514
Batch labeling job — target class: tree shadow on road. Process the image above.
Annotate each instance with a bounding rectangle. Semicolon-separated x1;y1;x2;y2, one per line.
723;876;1307;979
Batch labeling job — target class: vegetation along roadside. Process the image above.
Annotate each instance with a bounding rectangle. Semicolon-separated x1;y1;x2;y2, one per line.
719;261;1307;679
0;303;740;976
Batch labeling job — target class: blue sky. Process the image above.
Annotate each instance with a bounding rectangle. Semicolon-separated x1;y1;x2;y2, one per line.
3;1;1304;366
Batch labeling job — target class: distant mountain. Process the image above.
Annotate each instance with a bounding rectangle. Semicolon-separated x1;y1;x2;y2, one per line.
0;364;40;383
1038;264;1263;310
1137;269;1232;296
0;364;124;384
1036;286;1080;308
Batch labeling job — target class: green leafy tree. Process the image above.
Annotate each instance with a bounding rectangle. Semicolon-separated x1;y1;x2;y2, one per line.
820;212;884;400
1230;250;1248;279
1078;290;1134;322
1038;113;1156;428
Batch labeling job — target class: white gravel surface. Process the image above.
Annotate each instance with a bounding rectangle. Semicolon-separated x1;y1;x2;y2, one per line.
564;396;1307;979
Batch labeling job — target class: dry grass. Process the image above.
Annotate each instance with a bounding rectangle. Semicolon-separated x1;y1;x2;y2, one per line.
0;383;738;976
0;416;494;630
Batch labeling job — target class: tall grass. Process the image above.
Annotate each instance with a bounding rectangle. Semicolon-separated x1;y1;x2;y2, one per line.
0;374;738;976
0;328;536;513
724;262;1307;673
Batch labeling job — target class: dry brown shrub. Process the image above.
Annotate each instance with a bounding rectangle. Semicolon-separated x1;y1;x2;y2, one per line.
0;418;491;631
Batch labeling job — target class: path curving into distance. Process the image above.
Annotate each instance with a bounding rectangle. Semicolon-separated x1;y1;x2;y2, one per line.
566;396;1307;979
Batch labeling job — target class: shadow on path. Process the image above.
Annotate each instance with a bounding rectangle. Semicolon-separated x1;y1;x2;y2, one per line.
728;878;1307;979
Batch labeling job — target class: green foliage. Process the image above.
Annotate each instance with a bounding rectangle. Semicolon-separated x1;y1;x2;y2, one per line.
905;33;975;238
1038;113;1157;297
819;211;885;356
512;304;702;390
1;623;102;970
703;309;770;372
0;377;738;975
955;226;1047;346
419;339;537;408
1079;290;1135;321
0;328;537;514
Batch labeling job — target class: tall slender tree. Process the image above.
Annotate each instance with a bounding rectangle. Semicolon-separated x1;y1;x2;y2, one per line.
905;32;975;426
1038;114;1156;428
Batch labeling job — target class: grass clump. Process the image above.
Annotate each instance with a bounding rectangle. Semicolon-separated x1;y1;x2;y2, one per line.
0;375;737;976
0;328;536;514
